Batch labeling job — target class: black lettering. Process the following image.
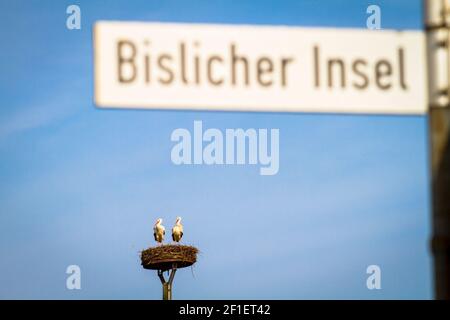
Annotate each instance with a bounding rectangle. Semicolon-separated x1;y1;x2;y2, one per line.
117;40;137;83
231;44;249;86
281;57;293;87
180;43;188;84
328;58;346;88
375;60;392;90
143;40;150;83
144;54;150;83
257;57;273;87
207;55;224;86
352;59;369;89
194;42;201;85
314;46;320;87
398;47;408;90
158;54;174;85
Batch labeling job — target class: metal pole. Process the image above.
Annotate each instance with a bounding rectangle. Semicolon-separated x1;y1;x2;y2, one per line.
158;270;171;300
163;282;171;300
157;264;177;300
425;0;450;300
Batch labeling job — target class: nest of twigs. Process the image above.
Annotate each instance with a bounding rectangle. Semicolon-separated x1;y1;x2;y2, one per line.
141;245;198;271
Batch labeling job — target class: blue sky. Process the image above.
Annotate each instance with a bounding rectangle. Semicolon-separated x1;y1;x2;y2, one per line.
0;0;431;299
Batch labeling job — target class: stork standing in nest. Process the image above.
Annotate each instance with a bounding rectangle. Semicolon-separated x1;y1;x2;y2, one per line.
172;217;183;244
153;218;165;245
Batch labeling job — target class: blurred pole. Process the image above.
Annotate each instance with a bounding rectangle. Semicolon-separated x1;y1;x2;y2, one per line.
425;0;450;300
163;282;172;300
158;265;177;300
158;270;172;300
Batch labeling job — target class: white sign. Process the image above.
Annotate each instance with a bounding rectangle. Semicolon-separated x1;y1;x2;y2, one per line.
94;21;427;115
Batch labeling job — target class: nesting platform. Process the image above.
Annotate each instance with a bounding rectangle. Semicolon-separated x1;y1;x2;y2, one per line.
141;245;198;271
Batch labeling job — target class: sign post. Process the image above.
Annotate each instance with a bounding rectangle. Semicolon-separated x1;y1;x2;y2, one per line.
425;0;450;300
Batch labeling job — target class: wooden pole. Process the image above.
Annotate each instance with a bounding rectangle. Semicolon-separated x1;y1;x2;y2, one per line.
430;108;450;299
163;282;171;300
157;264;177;300
425;0;450;299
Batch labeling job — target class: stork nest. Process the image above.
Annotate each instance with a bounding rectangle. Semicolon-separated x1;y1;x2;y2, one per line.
141;245;198;271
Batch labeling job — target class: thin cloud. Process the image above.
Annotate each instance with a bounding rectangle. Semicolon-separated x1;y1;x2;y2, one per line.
0;83;84;141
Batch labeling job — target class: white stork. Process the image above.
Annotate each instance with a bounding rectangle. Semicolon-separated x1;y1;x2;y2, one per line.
153;218;165;245
172;217;183;244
